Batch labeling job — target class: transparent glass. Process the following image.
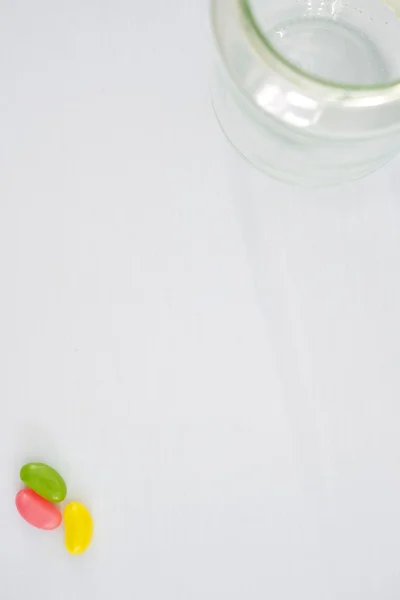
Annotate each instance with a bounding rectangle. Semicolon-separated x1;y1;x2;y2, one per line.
211;0;400;186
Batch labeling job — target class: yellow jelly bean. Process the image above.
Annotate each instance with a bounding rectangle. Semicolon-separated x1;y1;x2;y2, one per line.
64;501;93;555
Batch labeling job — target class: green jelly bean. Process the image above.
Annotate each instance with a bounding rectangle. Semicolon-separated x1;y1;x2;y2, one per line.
20;462;67;503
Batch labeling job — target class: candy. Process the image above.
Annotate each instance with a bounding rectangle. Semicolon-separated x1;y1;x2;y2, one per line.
20;462;67;503
15;488;62;530
64;502;93;555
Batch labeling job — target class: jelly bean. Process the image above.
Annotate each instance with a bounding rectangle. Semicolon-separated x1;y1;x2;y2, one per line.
64;502;93;555
20;462;67;503
15;488;62;530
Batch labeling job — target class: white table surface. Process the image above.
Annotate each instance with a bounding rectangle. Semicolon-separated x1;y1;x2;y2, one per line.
1;1;400;599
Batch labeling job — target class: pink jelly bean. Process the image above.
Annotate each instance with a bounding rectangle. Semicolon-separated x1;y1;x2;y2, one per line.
15;488;62;530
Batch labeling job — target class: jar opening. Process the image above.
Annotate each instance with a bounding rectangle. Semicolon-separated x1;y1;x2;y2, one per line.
241;0;400;91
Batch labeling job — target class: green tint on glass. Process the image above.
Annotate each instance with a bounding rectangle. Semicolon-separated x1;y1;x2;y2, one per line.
20;462;67;503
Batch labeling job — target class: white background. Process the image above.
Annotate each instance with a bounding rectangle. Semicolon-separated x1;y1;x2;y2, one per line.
1;1;400;599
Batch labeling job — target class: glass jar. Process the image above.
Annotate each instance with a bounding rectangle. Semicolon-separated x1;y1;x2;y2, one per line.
211;0;400;186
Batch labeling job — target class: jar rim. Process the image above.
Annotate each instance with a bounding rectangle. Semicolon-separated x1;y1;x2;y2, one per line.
240;0;400;94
